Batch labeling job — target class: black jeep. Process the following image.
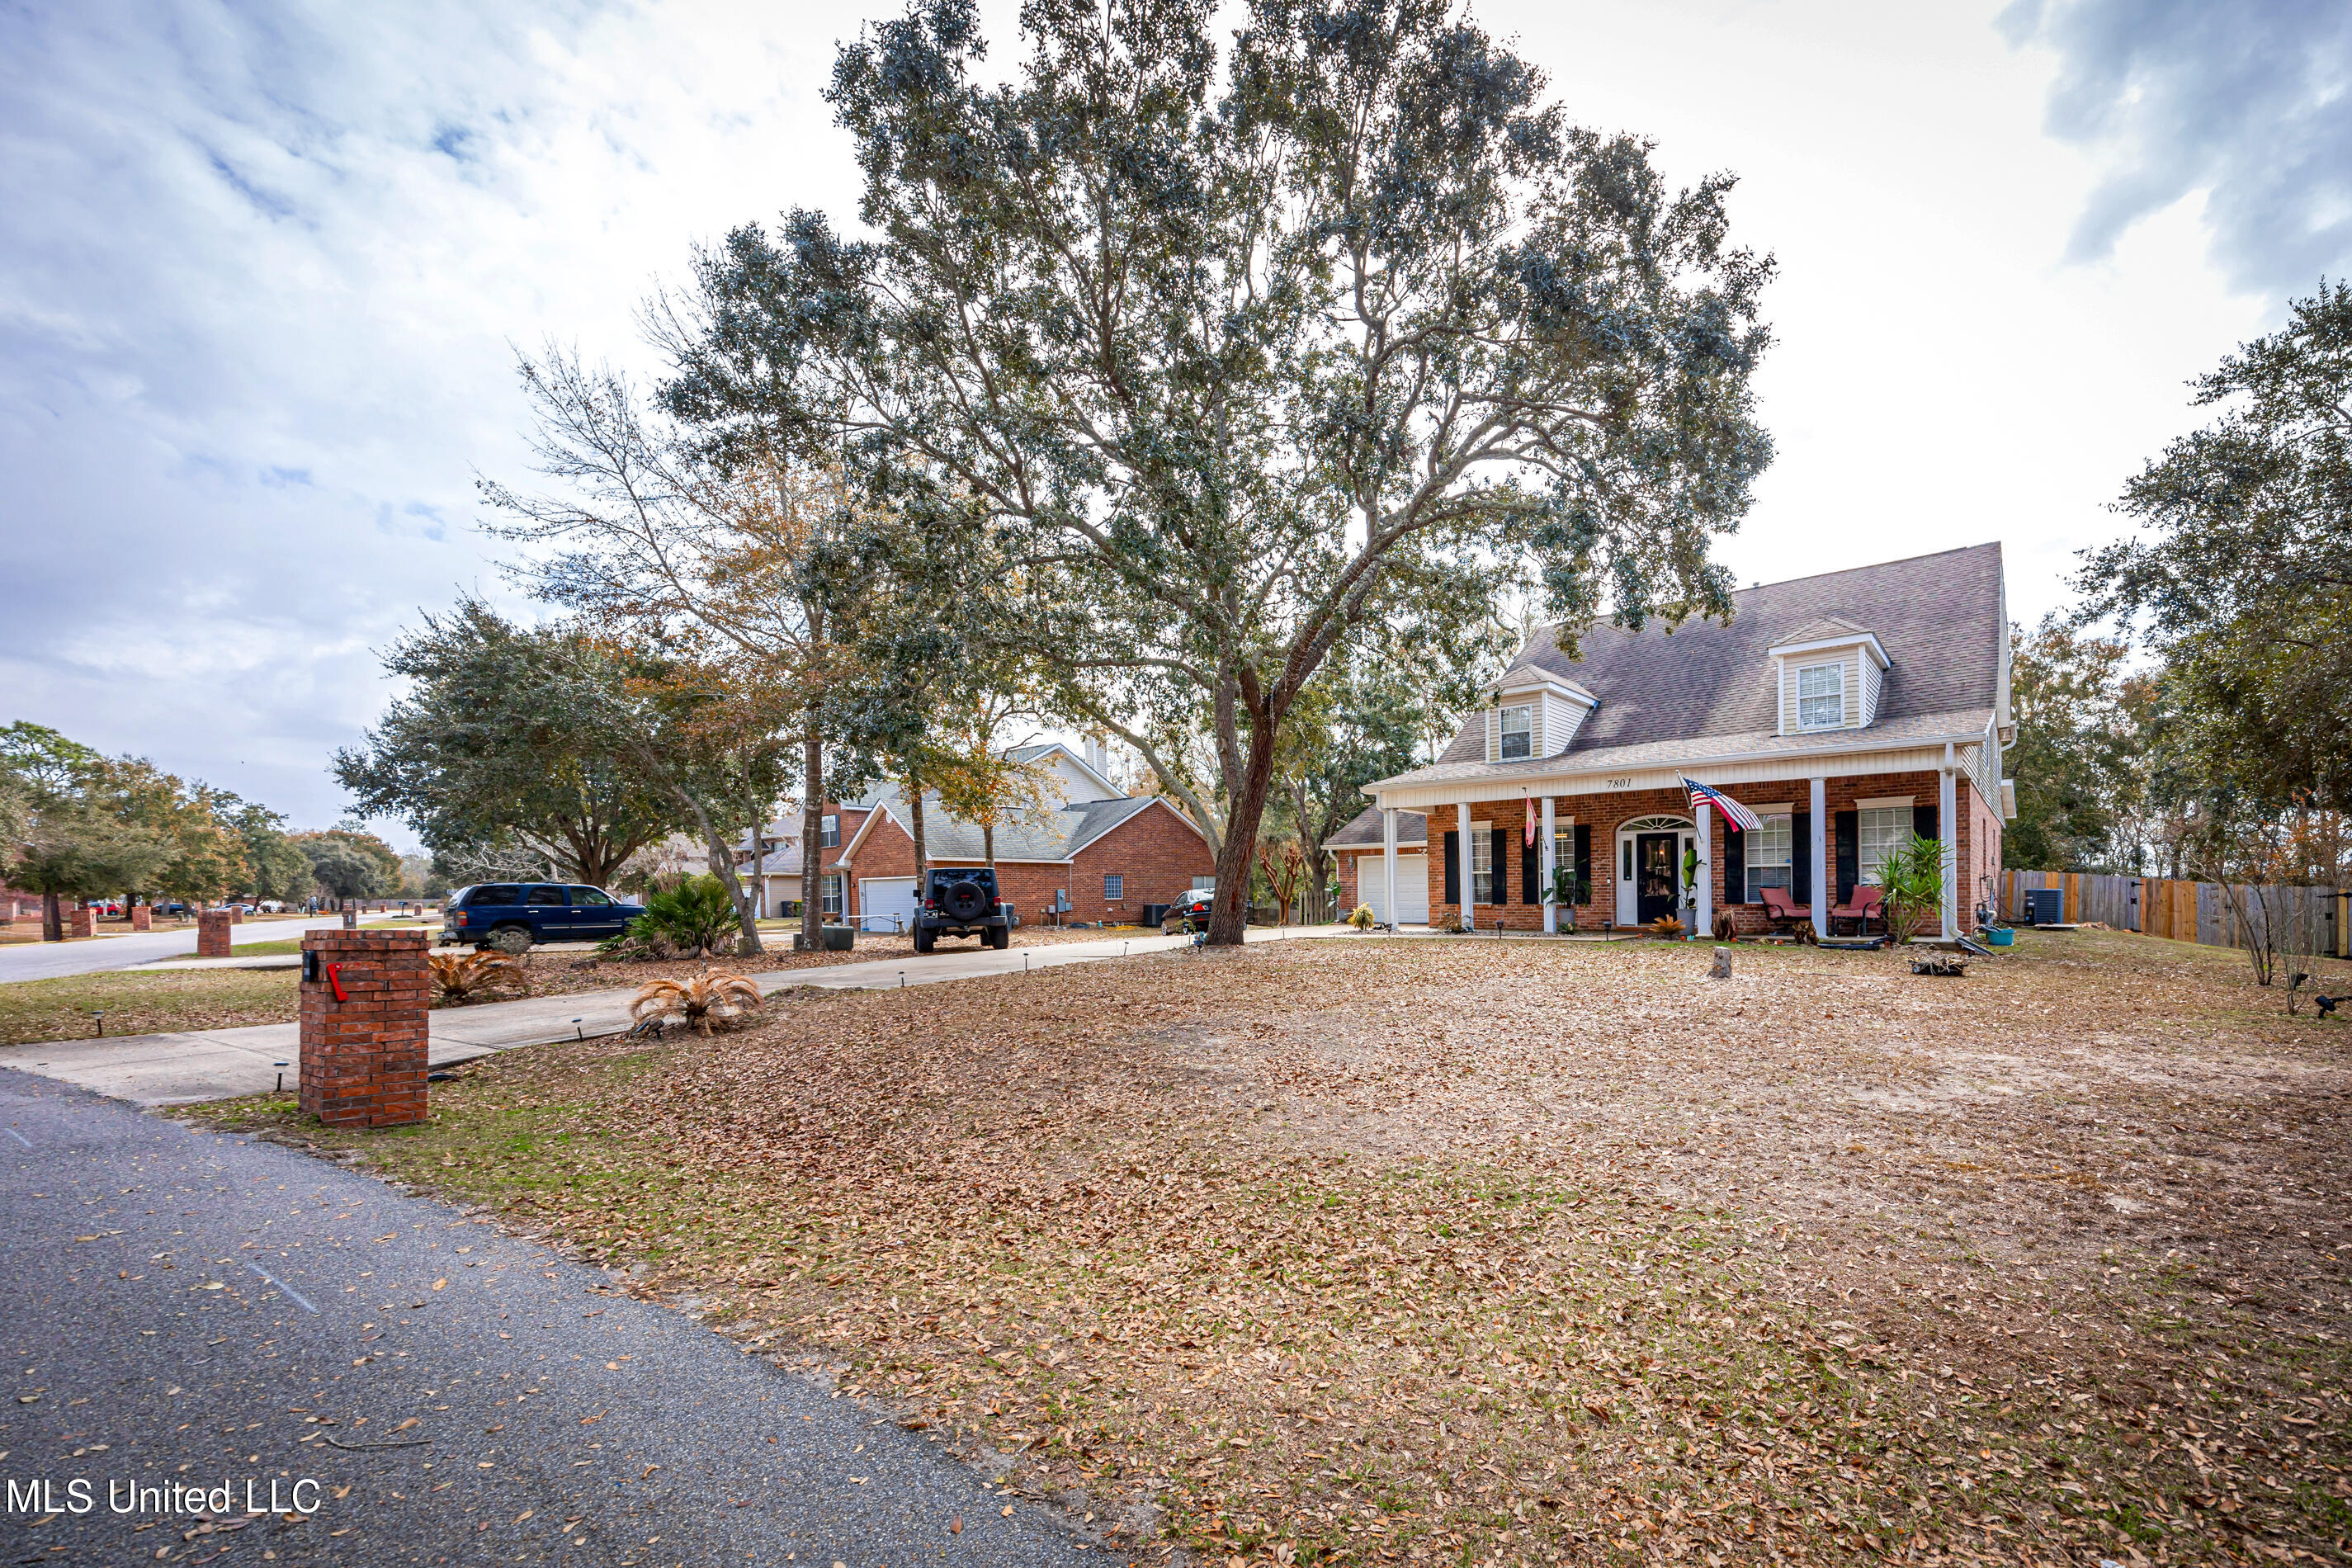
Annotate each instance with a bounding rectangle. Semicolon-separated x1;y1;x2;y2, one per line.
913;867;1013;953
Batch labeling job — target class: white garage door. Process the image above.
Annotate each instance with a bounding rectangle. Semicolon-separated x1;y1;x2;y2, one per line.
858;877;919;932
1356;852;1429;925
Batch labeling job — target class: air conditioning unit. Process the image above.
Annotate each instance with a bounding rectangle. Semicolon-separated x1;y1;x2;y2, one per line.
2024;888;2063;926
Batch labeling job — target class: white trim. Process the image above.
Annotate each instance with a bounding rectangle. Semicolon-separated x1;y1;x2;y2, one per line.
1746;802;1793;817
1491;673;1599;707
1768;631;1890;668
1854;795;1915;810
1363;732;1991;811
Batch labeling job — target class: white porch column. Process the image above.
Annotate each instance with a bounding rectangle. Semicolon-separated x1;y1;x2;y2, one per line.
1457;797;1477;931
1539;796;1558;933
1693;799;1713;937
1941;744;1960;938
1381;807;1399;929
1809;777;1828;933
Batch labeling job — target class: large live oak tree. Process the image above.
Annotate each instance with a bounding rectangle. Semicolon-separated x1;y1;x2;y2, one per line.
662;0;1771;942
2077;281;2352;815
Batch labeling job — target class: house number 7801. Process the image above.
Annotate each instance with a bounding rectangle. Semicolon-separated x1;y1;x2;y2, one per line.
1603;777;1634;789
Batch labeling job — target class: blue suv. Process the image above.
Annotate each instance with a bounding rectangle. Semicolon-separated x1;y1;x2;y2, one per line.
441;883;645;950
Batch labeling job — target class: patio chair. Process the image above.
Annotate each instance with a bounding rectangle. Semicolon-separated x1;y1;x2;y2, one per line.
1828;885;1884;937
1757;886;1806;930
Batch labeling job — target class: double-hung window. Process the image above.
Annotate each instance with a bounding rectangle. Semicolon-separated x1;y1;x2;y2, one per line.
819;874;843;915
1858;807;1909;885
1471;827;1495;904
819;815;840;849
1745;814;1792;893
1498;705;1533;760
1797;663;1844;730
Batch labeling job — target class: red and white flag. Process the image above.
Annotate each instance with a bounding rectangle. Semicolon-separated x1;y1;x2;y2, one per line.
1525;795;1537;847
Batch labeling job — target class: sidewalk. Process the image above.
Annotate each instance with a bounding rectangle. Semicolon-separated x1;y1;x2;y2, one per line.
2;925;1349;1106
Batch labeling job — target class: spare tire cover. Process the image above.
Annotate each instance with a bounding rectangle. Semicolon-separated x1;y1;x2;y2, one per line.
942;880;986;920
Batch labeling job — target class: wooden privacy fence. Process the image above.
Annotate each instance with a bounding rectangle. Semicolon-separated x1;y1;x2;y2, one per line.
1999;870;2350;959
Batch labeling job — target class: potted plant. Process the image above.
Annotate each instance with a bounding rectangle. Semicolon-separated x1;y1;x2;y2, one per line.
1547;865;1591;933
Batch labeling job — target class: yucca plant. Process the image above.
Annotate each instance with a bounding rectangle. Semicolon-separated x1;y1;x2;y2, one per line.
1877;834;1948;945
428;949;527;1004
627;874;737;958
628;971;763;1036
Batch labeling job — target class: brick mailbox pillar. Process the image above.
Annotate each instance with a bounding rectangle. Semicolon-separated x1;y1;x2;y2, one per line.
299;929;430;1128
130;905;153;931
196;909;234;957
67;906;95;939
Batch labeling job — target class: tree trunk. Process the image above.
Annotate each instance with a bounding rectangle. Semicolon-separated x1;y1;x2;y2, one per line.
982;819;995;874
1205;725;1281;947
909;784;928;884
42;890;63;943
801;717;826;952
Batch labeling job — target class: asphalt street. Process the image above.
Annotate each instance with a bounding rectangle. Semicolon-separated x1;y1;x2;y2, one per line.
0;919;423;985
0;1074;1098;1566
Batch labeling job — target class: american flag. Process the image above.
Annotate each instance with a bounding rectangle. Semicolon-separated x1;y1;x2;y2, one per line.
1682;777;1762;834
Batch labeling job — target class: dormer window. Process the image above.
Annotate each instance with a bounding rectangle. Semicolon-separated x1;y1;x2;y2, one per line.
1499;705;1533;760
1796;663;1844;730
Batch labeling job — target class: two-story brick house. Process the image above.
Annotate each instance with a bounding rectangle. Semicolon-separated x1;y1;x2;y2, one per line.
1334;544;2016;937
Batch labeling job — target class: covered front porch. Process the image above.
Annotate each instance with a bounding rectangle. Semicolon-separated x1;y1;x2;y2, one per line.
1363;748;2000;942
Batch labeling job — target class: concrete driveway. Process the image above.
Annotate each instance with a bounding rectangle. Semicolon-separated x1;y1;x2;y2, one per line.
5;926;1354;1106
0;1071;1097;1566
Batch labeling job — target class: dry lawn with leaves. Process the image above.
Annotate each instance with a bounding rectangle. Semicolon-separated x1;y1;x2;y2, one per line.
205;928;2352;1566
0;966;296;1045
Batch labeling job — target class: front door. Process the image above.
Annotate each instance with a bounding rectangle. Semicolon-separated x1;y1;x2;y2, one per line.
1636;834;1679;925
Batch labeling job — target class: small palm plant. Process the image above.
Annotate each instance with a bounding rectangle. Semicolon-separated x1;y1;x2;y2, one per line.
628;971;764;1036
1877;834;1948;945
1347;903;1375;931
428;949;527;1004
628;875;738;958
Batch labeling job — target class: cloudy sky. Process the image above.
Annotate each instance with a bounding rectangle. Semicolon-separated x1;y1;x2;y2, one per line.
2;0;2345;846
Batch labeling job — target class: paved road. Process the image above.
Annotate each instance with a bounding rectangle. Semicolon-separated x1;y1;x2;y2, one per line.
7;926;1355;1106
0;918;427;984
0;1074;1097;1566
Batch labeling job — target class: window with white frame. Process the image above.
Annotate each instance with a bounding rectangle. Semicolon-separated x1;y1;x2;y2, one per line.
1192;874;1216;890
819;873;843;915
1797;662;1844;730
1498;704;1533;760
1745;814;1792;892
1103;872;1124;902
1857;807;1908;885
1471;827;1495;904
819;815;840;848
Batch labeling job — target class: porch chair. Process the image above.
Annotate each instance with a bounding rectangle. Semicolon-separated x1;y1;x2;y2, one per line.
1828;885;1884;937
1757;885;1807;931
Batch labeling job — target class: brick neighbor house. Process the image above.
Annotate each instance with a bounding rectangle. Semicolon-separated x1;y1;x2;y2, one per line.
1333;544;2015;937
829;741;1215;929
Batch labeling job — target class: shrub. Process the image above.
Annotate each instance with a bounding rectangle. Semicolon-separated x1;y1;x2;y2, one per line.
628;874;737;958
628;971;763;1036
1347;903;1375;931
428;950;527;1004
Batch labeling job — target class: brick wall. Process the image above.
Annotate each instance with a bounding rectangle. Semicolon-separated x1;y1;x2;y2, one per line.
838;800;1213;926
299;929;429;1129
67;905;95;939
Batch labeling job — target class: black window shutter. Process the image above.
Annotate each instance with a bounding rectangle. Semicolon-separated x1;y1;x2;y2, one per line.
1519;827;1538;904
1835;811;1858;903
1723;829;1745;904
1574;824;1591;900
1790;812;1811;904
1914;803;1939;843
1443;831;1459;904
1490;827;1509;904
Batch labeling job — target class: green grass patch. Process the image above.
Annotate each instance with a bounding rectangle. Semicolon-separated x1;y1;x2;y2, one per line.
0;967;296;1045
